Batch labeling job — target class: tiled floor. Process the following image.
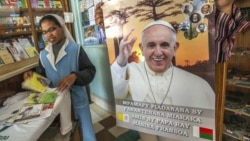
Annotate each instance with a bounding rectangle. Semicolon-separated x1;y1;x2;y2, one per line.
39;102;140;141
90;103;141;141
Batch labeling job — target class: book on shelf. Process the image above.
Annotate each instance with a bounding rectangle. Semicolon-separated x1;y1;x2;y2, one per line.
0;43;11;50
53;0;62;8
5;17;14;27
49;0;54;8
0;43;15;64
43;0;50;8
0;50;15;64
37;0;45;8
23;16;30;25
25;91;57;104
15;17;24;26
31;0;38;8
18;38;38;57
14;104;43;122
17;38;33;48
0;17;6;26
12;16;24;26
7;41;29;61
24;47;39;57
0;43;3;50
19;0;28;8
37;33;46;49
22;72;51;93
35;15;43;26
11;15;20;26
0;57;4;66
0;0;18;8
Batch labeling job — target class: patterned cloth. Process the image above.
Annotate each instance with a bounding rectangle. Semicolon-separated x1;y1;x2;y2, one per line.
215;4;250;63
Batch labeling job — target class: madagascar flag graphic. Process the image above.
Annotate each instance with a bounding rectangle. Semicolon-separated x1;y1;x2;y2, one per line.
193;126;213;140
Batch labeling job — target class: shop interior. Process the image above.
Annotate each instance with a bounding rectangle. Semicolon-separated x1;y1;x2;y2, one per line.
0;0;250;141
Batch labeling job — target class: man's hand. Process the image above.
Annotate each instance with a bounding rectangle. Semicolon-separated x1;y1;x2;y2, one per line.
116;29;137;67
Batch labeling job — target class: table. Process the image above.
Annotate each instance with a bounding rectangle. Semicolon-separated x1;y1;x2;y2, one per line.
0;90;72;141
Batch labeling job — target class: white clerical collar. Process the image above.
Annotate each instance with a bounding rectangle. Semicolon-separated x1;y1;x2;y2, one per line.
144;62;173;77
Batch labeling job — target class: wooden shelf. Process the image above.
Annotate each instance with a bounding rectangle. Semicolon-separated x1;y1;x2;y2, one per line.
32;8;63;11
223;132;242;140
0;31;32;37
0;25;31;30
225;107;250;117
227;79;250;89
32;8;64;15
0;56;39;81
0;8;28;16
